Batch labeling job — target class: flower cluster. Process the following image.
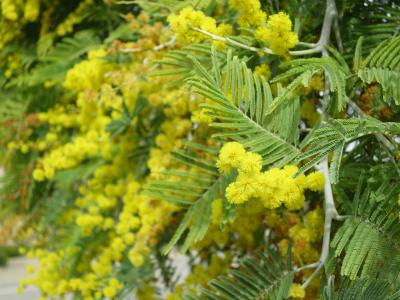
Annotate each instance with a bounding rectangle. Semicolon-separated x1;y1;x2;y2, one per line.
24;0;40;22
1;0;40;22
55;0;94;36
217;142;325;209
289;283;306;299
229;0;267;27
168;6;232;46
255;12;299;55
63;48;108;92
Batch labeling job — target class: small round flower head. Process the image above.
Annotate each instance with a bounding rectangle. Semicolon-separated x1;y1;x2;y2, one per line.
280;184;305;210
254;172;282;209
217;142;246;172
229;0;266;27
305;171;325;191
254;64;271;80
237;151;263;174
33;169;45;182
256;12;298;55
168;6;223;44
289;283;305;299
226;174;258;204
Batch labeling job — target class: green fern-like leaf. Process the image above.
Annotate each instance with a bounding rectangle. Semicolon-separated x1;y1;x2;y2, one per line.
187;49;301;167
331;178;400;280
145;142;231;253
323;277;400;300
20;31;101;86
297;118;400;183
271;56;348;113
184;248;294;300
357;36;400;104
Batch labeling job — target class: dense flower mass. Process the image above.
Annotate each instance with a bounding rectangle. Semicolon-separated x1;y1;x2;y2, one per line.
255;12;299;55
218;142;325;209
168;6;232;46
1;0;398;299
228;0;267;27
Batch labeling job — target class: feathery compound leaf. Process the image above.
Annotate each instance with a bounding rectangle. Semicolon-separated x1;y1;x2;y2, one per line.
145;143;230;253
154;43;229;78
297;118;400;183
184;248;293;300
0;98;28;122
358;36;400;104
331;180;400;280
323;277;400;300
270;56;348;114
187;48;301;167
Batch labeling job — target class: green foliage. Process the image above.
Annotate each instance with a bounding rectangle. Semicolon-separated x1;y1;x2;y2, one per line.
297;118;400;183
357;36;400;104
323;277;400;300
331;177;400;280
19;31;101;87
271;57;348;114
185;247;293;300
146;142;230;253
188;49;301;166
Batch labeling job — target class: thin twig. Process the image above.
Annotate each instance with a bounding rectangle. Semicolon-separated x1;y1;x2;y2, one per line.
191;27;324;56
119;36;176;53
301;0;341;289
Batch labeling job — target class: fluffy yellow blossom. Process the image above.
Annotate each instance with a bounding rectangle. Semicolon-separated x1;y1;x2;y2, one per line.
289;283;305;298
191;108;214;124
32;169;45;182
168;6;215;43
305;171;325;191
213;23;233;49
256;12;298;55
229;0;266;27
219;143;325;209
216;142;246;172
226;174;258;204
1;0;19;21
254;64;271;80
24;0;40;22
103;278;123;298
237;152;263;174
63;49;107;92
255;167;305;209
168;6;231;44
55;0;94;36
128;249;144;267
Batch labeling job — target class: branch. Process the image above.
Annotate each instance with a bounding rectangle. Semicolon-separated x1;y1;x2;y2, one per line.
301;0;342;289
119;36;176;53
191;27;322;56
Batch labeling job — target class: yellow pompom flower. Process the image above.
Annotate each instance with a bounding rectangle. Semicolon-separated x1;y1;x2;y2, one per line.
289;283;305;298
33;169;45;182
24;0;40;22
237;152;263;174
128;249;144;267
226;174;258;204
229;0;266;27
168;6;233;45
254;64;271;80
256;12;298;55
305;171;325;192
1;0;19;21
217;142;246;172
